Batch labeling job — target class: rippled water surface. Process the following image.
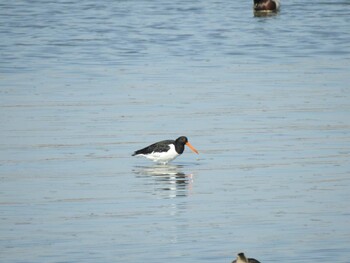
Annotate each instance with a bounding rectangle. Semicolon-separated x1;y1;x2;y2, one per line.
1;1;350;262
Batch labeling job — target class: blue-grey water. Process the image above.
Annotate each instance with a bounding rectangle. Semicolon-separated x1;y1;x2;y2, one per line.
1;1;350;262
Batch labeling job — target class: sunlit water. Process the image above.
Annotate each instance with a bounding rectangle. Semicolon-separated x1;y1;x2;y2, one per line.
1;1;350;262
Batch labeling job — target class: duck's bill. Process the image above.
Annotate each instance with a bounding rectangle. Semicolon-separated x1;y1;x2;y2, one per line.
186;142;199;154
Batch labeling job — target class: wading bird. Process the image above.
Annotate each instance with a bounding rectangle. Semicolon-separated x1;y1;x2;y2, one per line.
132;136;199;164
253;0;280;12
232;252;261;263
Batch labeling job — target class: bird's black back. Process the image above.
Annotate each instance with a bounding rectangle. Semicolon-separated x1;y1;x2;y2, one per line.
132;140;174;156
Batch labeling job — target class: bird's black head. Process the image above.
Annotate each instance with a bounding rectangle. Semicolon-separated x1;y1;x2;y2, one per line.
175;136;188;145
175;136;199;155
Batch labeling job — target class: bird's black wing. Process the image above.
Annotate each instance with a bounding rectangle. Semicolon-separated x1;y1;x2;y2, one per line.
132;140;174;156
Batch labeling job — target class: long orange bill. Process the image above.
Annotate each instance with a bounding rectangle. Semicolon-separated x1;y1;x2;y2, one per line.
186;142;199;154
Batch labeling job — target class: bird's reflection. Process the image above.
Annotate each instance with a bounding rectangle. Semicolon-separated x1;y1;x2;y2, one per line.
253;10;279;17
133;164;194;198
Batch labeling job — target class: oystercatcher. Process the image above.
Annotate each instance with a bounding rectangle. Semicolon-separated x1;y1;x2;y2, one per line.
132;136;199;164
232;253;261;263
253;0;280;12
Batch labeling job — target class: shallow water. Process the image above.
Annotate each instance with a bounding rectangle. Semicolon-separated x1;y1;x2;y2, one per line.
1;0;350;262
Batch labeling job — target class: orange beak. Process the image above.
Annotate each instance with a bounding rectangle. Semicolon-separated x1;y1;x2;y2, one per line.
186;142;199;154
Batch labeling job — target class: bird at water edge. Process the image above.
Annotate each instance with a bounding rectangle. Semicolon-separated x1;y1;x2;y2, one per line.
232;252;261;263
132;136;199;164
253;0;280;12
